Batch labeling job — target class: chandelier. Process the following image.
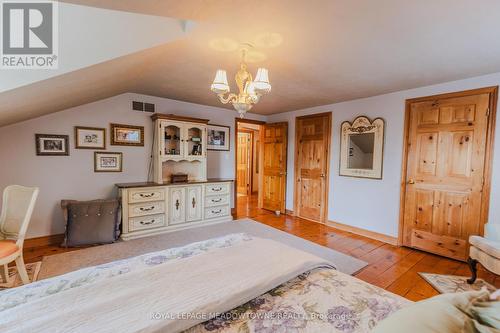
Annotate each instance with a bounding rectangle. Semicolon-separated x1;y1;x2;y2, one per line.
210;48;271;117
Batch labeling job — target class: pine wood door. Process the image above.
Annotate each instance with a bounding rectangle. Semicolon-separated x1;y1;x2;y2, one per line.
294;113;332;223
259;123;288;213
402;92;492;261
236;132;251;195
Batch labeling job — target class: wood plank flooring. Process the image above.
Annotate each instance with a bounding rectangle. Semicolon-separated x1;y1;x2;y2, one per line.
23;194;499;302
234;195;499;301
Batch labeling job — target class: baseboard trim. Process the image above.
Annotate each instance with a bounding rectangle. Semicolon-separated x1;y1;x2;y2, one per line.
326;220;398;246
24;234;64;249
285;209;294;216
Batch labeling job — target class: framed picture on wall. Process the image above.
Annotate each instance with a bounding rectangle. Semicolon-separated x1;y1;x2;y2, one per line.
94;152;123;172
110;123;144;146
75;126;106;149
207;124;230;151
35;134;69;156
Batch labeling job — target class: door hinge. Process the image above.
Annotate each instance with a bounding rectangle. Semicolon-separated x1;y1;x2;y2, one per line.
486;108;490;117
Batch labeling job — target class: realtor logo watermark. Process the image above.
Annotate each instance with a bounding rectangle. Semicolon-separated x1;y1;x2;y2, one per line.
1;0;58;69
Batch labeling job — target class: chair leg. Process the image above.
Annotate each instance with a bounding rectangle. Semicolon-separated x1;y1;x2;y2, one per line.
0;264;10;284
467;257;478;284
15;255;30;285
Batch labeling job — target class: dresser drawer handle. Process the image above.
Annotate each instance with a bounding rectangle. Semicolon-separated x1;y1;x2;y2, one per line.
139;193;156;198
211;209;222;214
175;199;180;210
139;206;155;212
139;219;155;225
211;198;222;203
211;187;223;192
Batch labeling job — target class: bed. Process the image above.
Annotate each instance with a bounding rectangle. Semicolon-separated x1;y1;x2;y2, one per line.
0;234;410;333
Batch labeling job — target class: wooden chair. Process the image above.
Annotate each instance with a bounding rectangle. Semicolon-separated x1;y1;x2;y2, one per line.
467;223;500;284
0;185;39;285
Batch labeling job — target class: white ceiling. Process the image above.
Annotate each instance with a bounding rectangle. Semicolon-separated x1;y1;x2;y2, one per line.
2;0;500;126
0;3;190;93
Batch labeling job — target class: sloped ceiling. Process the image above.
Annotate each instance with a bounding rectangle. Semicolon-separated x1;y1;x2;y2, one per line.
2;0;500;126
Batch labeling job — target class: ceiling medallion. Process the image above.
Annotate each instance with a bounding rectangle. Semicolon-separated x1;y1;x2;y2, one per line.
210;46;271;118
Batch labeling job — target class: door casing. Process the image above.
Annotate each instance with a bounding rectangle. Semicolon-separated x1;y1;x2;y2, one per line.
236;130;253;195
398;86;498;246
234;118;266;214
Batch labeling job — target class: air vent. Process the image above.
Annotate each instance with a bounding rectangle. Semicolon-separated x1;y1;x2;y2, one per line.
132;101;155;113
144;103;155;113
132;101;144;111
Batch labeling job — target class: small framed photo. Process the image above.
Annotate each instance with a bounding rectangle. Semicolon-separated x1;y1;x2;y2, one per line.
94;152;123;172
35;134;69;156
207;124;230;151
110;123;144;146
75;126;106;149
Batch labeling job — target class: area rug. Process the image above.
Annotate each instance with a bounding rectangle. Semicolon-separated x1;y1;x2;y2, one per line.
419;272;497;294
39;218;367;279
0;262;41;290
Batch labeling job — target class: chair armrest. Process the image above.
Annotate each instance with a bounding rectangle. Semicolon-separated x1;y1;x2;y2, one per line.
470;235;500;260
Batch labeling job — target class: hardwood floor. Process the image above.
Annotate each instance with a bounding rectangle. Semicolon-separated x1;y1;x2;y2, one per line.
23;193;499;302
235;194;499;301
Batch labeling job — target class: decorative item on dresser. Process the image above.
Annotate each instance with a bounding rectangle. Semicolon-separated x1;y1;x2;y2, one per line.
116;180;233;240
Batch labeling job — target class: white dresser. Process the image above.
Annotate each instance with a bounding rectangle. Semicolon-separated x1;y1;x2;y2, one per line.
117;180;233;240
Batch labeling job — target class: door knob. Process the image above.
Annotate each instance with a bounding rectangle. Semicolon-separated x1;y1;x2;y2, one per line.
320;174;325;178
407;179;415;184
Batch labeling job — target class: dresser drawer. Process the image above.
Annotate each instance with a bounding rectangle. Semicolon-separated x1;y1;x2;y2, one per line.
129;201;165;217
129;214;165;231
128;188;165;203
204;205;230;219
205;194;230;207
205;183;230;195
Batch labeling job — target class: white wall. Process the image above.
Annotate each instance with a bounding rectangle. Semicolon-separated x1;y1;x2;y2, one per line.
2;72;500;240
0;93;265;238
268;72;500;238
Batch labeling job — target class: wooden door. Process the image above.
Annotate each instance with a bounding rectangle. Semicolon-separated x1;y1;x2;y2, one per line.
259;123;288;213
186;185;202;222
402;90;494;261
236;132;251;195
294;113;332;223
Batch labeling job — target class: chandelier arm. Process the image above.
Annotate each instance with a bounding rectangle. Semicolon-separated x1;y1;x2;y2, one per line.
217;93;238;104
246;92;262;104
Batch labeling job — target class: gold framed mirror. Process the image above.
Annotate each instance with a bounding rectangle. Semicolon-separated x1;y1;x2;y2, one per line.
340;116;385;179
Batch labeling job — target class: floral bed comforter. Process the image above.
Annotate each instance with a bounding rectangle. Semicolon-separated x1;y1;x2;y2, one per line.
186;268;410;333
0;233;410;333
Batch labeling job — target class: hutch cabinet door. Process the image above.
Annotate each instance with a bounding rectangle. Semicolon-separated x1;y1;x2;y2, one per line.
186;185;203;222
169;187;186;225
185;124;206;159
163;121;184;159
